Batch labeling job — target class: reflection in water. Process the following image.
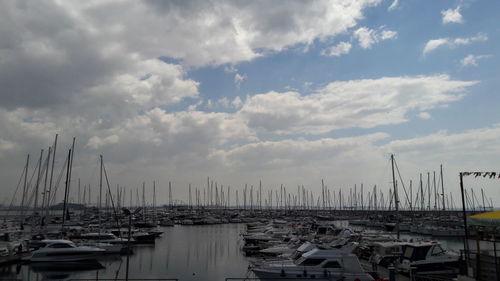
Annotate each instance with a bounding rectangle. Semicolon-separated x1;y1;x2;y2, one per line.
5;224;250;280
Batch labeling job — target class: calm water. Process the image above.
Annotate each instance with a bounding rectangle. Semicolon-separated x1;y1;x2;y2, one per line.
1;224;252;281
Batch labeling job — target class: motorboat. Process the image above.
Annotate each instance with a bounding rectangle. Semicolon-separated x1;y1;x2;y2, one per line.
259;239;301;256
76;232;132;244
397;241;461;275
26;240;105;262
78;241;125;254
369;241;408;267
251;248;374;280
110;229;157;243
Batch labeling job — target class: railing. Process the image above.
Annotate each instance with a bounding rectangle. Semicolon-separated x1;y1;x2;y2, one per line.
413;276;455;281
70;279;178;281
225;276;344;281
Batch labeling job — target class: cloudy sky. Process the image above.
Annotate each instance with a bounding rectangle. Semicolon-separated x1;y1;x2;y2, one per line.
1;0;499;208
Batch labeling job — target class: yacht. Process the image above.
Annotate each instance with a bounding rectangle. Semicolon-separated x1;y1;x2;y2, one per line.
77;232;132;244
251;248;374;281
397;241;461;275
26;240;105;262
370;241;407;267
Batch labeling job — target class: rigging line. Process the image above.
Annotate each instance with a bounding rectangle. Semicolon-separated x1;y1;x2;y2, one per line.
25;153;48;208
4;162;27;221
102;160;121;230
48;153;69;206
393;158;412;211
22;156;41;208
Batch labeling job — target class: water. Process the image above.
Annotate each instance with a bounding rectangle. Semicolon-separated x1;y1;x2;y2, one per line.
1;224;252;280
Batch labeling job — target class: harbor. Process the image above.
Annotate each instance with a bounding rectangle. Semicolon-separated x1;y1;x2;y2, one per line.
2;0;500;280
1;203;498;280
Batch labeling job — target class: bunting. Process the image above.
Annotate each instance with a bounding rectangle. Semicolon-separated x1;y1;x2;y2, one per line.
462;172;500;179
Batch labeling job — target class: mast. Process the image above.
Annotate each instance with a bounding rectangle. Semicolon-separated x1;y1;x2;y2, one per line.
98;155;103;238
20;154;30;229
153;181;157;221
61;149;72;233
440;164;446;211
47;134;58;218
390;154;400;239
433;171;437;210
420;173;424;211
33;149;44;233
142;182;145;221
427;172;431;210
481;188;486;212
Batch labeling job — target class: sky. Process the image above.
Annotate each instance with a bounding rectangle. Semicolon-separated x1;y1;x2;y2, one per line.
1;0;499;208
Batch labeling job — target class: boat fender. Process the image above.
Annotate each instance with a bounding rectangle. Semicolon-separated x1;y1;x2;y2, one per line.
280;269;285;277
303;270;307;277
323;269;328;277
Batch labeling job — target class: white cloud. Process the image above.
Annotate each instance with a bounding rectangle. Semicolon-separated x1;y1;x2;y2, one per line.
0;138;16;154
385;125;500;163
380;30;397;40
353;27;397;49
224;65;238;73
45;0;381;67
239;75;477;134
87;135;120;150
216;133;387;165
418;112;431;119
388;0;399;11
460;54;491;67
321;41;352;57
423;33;488;55
441;6;464;24
232;96;243;108
217;97;231;108
234;73;247;88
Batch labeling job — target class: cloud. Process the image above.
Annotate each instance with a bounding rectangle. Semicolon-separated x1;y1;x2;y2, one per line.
388;0;399;11
321;41;352;57
87;135;120;150
353;27;397;49
232;96;243;108
239;75;477;134
384;125;500;163
224;65;238;73
460;54;491;67
219;133;388;167
418;112;431;119
441;6;463;24
423;33;488;55
234;73;247;88
19;0;380;68
0;0;386;112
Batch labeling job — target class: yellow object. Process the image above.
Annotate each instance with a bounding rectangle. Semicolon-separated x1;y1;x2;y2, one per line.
469;210;500;226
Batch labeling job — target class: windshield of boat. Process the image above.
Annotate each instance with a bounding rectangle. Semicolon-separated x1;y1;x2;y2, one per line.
294;257;325;266
403;245;431;261
431;245;446;256
48;242;75;248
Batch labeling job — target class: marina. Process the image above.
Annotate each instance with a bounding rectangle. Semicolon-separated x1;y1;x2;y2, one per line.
0;205;498;280
2;0;500;280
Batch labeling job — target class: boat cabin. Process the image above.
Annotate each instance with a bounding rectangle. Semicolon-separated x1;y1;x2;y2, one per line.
402;242;446;261
293;248;364;272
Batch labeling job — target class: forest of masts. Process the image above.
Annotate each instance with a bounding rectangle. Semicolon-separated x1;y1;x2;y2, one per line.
4;135;495;216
